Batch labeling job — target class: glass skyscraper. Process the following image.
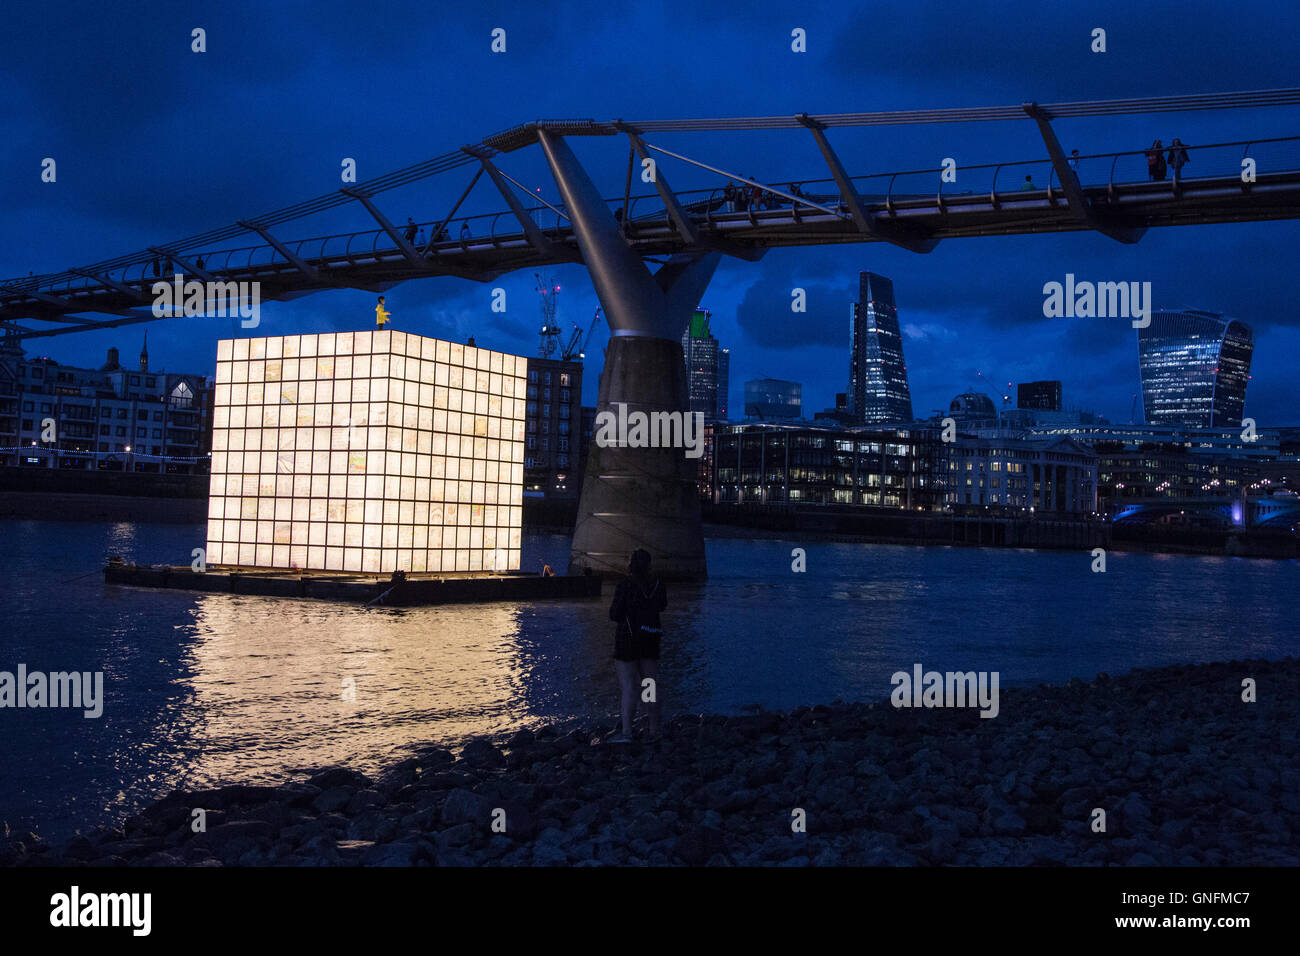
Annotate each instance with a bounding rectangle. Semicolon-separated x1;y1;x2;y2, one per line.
682;308;728;421
848;272;913;424
1138;309;1254;427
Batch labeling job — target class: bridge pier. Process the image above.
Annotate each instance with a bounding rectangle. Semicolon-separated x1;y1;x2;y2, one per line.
537;130;719;580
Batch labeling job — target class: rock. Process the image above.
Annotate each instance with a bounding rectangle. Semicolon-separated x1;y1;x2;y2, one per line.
362;842;418;867
673;826;727;865
494;802;536;841
347;789;387;815
992;810;1027;836
436;823;475;851
532;844;569;866
336;839;375;865
460;738;507;770
507;729;535;748
441;788;492;828
203;820;274;854
627;814;671;844
312;787;355;815
375;759;421;794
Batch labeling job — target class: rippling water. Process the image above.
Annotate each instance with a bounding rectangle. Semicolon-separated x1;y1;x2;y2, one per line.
1;518;1295;840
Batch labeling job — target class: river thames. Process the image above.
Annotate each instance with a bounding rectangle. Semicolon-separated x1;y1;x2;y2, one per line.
1;518;1294;841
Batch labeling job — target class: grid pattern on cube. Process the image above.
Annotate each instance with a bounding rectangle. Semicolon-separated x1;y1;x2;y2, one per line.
204;330;526;573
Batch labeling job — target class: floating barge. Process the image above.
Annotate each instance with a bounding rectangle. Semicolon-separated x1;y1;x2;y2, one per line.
103;559;603;606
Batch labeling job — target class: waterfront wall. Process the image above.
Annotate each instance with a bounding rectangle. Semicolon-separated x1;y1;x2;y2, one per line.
703;502;1109;550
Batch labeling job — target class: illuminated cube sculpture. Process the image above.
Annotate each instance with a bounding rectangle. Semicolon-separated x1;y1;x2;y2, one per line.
206;330;525;573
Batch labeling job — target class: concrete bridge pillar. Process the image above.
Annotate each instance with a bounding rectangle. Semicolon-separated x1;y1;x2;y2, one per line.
536;130;719;580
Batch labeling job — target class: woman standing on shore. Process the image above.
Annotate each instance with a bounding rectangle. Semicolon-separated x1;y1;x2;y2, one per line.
608;549;667;743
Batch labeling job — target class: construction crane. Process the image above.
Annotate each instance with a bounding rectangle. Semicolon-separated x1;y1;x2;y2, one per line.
561;308;602;361
535;272;562;358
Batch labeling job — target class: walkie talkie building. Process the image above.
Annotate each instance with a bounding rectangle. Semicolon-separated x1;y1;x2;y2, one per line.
1138;310;1254;427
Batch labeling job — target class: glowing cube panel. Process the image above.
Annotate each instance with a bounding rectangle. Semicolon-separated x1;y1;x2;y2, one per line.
205;330;526;573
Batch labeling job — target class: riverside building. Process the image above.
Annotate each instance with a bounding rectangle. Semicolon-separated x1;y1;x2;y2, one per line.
0;336;211;473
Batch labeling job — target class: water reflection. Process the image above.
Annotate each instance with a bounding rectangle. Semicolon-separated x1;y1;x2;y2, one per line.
178;595;533;786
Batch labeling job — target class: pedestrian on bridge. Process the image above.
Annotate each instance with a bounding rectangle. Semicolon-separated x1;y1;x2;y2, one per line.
1146;140;1168;181
723;181;737;212
1021;174;1036;190
1167;139;1190;183
404;217;418;244
460;221;472;241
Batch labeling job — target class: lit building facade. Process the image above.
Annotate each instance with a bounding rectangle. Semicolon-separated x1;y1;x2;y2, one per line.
712;423;948;509
523;356;582;499
0;337;210;473
1138;309;1254;427
848;272;913;424
205;330;525;574
946;435;1096;512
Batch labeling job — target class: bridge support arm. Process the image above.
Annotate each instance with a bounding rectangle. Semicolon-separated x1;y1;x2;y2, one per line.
463;148;552;254
340;188;427;268
238;221;321;281
616;125;701;246
796;113;938;253
1023;102;1146;244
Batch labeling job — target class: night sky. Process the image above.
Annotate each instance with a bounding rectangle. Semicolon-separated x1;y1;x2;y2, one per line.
3;0;1296;424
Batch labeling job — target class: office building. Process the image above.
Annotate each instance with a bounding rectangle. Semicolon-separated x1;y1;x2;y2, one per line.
712;422;949;510
682;308;728;420
1018;380;1062;411
848;272;913;424
523;355;582;499
1138;309;1254;427
947;435;1096;512
744;377;802;420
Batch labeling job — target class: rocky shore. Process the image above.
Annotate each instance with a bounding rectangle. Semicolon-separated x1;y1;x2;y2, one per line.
6;657;1296;867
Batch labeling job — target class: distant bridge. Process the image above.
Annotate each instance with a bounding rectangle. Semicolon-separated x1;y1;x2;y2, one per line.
1111;495;1300;529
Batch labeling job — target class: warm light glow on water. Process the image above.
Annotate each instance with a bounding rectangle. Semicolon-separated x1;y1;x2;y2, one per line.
1;518;1296;840
181;596;533;784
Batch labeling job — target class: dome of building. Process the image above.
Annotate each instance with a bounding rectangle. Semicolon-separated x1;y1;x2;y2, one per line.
949;390;997;421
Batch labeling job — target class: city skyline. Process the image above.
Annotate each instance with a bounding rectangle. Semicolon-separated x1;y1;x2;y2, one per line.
3;1;1298;429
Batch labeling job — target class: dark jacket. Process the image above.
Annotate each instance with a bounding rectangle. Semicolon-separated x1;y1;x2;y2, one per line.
609;575;667;659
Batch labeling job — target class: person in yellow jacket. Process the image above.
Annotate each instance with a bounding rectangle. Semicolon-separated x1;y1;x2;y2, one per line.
375;295;391;327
